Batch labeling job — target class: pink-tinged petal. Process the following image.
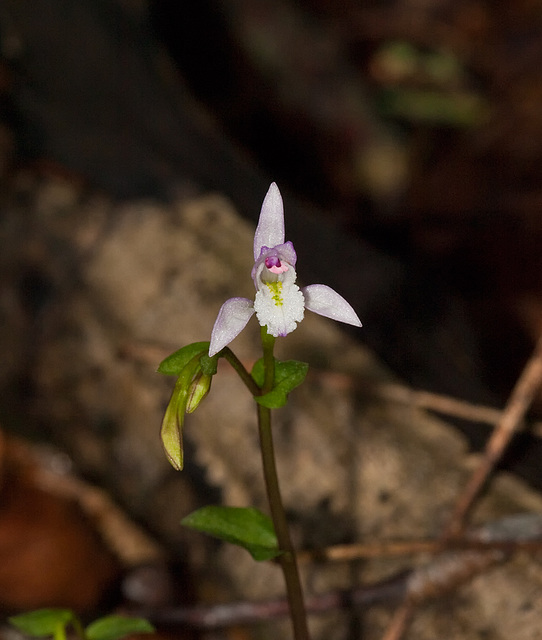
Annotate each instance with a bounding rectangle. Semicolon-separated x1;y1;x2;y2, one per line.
302;284;362;328
251;241;298;288
276;240;297;266
209;297;255;356
253;183;285;260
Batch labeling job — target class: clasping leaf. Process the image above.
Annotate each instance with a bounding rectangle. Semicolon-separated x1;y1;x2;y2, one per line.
157;342;211;375
8;609;74;637
86;616;154;640
251;358;308;408
182;505;280;561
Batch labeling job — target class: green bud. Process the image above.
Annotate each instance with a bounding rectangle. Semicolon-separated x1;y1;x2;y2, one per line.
160;354;201;470
160;349;221;470
186;371;212;413
160;379;187;471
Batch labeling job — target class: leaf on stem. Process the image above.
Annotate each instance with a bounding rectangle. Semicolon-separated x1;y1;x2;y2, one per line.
252;358;309;408
86;616;154;640
182;506;280;561
157;342;211;375
8;609;74;636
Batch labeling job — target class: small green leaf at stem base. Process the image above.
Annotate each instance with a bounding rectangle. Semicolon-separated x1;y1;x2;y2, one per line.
8;609;74;636
251;358;309;408
86;616;154;640
182;505;281;561
157;342;211;375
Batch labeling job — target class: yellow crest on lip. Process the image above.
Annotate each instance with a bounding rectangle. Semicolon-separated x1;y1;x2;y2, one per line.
266;281;284;307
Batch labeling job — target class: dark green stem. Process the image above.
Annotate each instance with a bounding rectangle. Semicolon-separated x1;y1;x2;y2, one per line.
53;625;67;640
257;327;310;640
221;347;261;396
71;618;87;640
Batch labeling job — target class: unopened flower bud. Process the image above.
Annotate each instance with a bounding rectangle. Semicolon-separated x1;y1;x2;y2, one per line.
186;371;212;414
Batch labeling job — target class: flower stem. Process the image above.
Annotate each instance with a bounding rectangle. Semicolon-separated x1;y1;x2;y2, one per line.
71;617;87;640
257;327;310;640
221;347;261;396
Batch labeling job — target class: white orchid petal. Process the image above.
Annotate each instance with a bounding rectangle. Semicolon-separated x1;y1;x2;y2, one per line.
302;284;362;327
208;183;361;355
209;297;255;356
253;182;285;260
254;280;305;337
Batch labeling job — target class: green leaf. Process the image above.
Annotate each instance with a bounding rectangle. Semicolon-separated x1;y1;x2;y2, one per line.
8;609;74;636
250;357;266;387
182;506;280;561
86;616;154;640
157;342;210;375
252;359;309;409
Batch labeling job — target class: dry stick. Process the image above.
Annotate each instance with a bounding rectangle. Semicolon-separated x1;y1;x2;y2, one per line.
366;383;502;426
379;546;509;640
444;333;542;539
380;602;416;640
297;539;437;563
145;572;408;630
321;370;504;427
126;336;542;638
381;336;542;640
143;538;541;631
380;546;505;640
297;536;542;564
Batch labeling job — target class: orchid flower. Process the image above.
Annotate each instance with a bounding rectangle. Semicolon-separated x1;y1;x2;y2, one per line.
209;183;362;357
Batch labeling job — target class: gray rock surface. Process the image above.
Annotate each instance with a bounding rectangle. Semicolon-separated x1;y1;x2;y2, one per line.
1;172;542;639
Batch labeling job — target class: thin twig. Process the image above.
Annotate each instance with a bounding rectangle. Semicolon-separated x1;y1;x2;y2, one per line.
322;370;504;426
123;336;542;640
140;571;408;629
297;536;542;564
443;334;542;539
297;539;438;562
380;547;505;640
136;523;542;630
380;602;416;640
379;336;542;640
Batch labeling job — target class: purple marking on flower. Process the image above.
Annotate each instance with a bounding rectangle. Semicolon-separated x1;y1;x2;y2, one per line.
208;183;362;356
265;255;289;274
265;255;281;269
